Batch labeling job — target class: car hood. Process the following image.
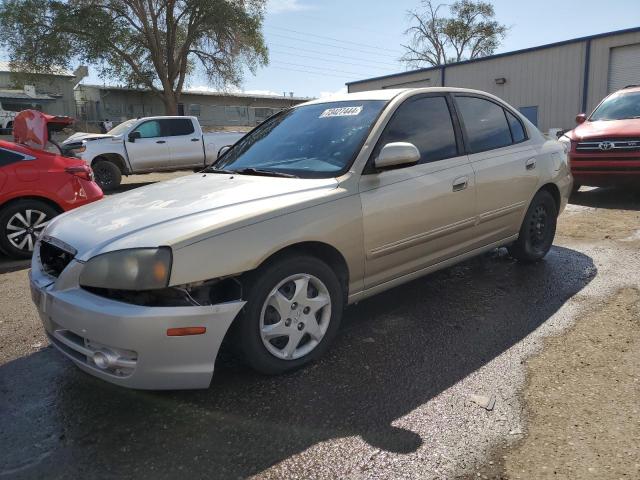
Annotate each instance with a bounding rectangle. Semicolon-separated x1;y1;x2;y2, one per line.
62;132;116;144
568;118;640;140
43;173;341;261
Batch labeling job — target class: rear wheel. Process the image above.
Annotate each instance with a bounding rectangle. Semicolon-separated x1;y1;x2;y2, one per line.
236;255;343;374
93;159;122;191
508;190;557;263
0;200;58;259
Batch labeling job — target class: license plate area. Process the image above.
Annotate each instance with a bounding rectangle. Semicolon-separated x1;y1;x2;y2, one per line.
30;281;49;313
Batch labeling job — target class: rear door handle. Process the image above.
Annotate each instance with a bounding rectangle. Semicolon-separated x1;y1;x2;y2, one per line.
156;140;166;144
526;158;536;170
190;138;200;142
452;176;469;192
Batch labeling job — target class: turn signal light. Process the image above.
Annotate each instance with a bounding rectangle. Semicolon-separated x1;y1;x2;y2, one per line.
166;327;207;336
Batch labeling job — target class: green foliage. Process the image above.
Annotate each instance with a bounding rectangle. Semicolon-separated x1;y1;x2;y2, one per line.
401;0;507;68
0;0;269;112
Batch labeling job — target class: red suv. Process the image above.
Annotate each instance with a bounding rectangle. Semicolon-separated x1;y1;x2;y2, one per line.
564;85;640;190
0;111;103;258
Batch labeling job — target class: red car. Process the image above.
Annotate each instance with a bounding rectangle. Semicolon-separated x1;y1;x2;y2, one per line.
0;111;103;258
564;85;640;189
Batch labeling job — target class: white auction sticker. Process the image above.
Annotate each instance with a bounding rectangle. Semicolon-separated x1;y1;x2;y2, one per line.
319;106;363;118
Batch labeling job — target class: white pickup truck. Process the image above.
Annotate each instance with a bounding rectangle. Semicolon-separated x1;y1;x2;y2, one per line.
61;116;244;190
0;102;17;132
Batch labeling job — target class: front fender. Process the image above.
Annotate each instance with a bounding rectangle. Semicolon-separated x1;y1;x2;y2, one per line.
169;193;365;298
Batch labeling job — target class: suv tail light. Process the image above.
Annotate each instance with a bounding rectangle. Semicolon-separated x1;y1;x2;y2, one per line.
65;165;94;181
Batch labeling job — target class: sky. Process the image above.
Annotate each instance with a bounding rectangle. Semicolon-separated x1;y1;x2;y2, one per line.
73;0;640;98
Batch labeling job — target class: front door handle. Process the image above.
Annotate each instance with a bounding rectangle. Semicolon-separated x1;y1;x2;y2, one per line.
526;158;536;170
190;138;200;142
452;176;469;192
156;140;166;144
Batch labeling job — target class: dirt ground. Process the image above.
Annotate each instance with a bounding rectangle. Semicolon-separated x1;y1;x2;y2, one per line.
468;187;640;480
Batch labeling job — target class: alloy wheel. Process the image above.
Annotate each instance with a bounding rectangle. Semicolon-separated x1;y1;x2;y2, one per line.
6;209;49;252
259;273;332;360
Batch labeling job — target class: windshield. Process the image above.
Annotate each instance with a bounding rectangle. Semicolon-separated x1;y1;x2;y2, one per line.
214;100;387;178
107;119;138;136
590;91;640;121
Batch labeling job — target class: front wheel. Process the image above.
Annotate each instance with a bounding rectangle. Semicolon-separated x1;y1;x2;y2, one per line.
0;200;59;259
508;190;558;263
237;255;343;374
92;159;122;191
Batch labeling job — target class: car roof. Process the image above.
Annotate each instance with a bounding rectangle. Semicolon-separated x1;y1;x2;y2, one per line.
616;85;640;93
0;139;30;154
299;87;510;106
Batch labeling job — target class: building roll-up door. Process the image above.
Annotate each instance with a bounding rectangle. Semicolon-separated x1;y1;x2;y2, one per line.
608;43;640;93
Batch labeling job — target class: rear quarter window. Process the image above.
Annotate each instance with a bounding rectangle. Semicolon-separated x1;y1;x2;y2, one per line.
0;148;26;166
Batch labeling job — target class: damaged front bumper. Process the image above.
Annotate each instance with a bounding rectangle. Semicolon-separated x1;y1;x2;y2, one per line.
30;254;245;390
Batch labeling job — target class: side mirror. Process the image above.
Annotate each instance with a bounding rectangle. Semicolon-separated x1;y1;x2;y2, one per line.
217;145;232;159
128;131;141;142
575;113;587;124
374;142;420;170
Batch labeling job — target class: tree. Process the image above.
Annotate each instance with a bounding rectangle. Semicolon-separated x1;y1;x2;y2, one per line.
401;0;507;68
0;0;269;114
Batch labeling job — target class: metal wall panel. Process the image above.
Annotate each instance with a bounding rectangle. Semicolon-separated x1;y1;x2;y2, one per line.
588;31;640;112
607;43;640;93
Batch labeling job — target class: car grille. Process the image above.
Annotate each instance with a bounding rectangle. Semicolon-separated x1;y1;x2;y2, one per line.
575;138;640;153
39;239;75;277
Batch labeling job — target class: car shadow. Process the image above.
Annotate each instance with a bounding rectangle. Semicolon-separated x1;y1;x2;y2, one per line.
0;246;596;479
0;254;30;274
107;181;157;194
571;186;640;211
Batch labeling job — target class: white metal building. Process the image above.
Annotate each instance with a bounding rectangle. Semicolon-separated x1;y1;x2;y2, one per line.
347;27;640;132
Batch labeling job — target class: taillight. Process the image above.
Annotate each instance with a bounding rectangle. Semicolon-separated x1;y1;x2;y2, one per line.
65;165;94;181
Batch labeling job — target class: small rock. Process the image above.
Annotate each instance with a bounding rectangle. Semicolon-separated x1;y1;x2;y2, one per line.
363;337;375;343
470;394;496;411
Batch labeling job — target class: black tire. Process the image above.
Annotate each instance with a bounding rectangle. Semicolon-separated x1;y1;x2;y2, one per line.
508;190;558;263
93;159;122;191
236;255;344;375
0;199;59;259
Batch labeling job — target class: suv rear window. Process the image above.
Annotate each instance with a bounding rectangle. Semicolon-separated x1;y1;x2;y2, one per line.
161;119;195;136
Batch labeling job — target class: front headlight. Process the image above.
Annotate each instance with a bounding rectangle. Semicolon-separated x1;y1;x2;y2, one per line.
558;134;572;154
79;247;172;291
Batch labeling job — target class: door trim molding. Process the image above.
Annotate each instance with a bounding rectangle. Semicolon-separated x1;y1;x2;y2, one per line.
368;216;476;259
477;201;526;224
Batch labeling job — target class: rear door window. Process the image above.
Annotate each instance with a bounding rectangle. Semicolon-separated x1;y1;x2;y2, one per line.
373;95;459;164
456;96;513;152
162;119;195;137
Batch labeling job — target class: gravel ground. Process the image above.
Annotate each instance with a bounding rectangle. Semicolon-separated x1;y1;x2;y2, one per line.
0;184;638;479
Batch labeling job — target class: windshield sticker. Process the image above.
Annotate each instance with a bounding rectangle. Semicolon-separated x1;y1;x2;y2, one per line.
319;106;363;118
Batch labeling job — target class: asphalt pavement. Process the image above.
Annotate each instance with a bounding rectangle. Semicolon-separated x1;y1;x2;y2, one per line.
0;183;638;479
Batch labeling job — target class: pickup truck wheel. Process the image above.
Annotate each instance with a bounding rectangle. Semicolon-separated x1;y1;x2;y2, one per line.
508;190;557;263
0;200;58;259
93;160;122;191
237;255;343;374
